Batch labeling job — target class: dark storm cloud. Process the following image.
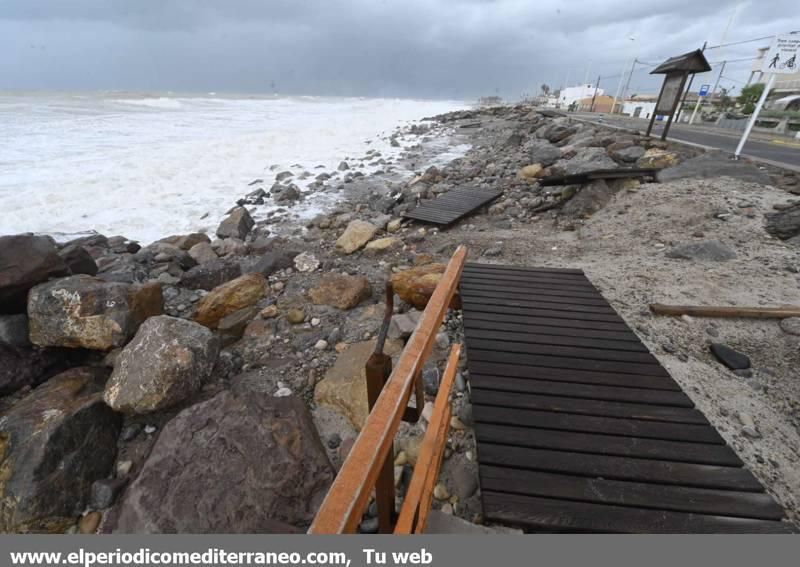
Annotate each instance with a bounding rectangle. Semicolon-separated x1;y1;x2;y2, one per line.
1;0;798;98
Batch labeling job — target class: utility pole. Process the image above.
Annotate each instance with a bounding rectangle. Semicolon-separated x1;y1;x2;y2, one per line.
611;36;637;114
689;60;725;125
589;75;601;112
621;59;637;105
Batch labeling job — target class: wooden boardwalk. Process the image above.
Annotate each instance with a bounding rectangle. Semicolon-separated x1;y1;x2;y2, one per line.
402;188;502;226
459;262;794;533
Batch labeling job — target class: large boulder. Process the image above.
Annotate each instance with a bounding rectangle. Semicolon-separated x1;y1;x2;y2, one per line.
250;251;298;277
637;148;680;169
608;144;645;164
0;235;69;314
666;240;737;262
156;233;210;251
335;220;378;254
57;244;98;276
110;391;333;533
0;314;29;348
103;316;221;414
561;179;615;218
309;274;372;310
0;367;121;533
765;203;800;241
391;264;460;310
27;277;163;351
314;339;403;430
528;141;563;167
194;273;267;329
180;258;242;291
0;344;79;396
216;207;254;240
552;147;617;176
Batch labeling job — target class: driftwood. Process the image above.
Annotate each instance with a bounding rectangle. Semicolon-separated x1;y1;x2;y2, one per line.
650;303;800;319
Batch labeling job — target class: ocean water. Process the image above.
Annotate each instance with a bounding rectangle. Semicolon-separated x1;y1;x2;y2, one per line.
0;93;467;244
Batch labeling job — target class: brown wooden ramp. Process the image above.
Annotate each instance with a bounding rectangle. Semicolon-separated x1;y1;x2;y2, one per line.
402;188;502;226
459;262;795;533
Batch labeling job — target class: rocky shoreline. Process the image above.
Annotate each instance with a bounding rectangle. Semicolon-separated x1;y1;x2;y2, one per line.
2;105;800;534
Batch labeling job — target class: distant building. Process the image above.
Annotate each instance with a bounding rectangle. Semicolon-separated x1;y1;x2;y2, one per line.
576;95;615;113
620;95;658;119
559;84;604;108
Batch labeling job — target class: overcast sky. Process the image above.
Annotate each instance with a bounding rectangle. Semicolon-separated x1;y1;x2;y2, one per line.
1;0;799;100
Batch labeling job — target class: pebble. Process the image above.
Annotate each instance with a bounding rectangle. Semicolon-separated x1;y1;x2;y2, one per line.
394;451;408;466
314;340;328;350
79;511;102;534
327;433;342;449
450;416;466;431
311;317;321;327
260;305;279;319
116;460;133;477
433;483;450;500
358;517;379;534
287;308;305;324
272;281;285;292
779;317;800;336
705;326;720;338
421;401;434;424
119;423;142;442
144;425;157;435
440;503;454;515
274;387;292;397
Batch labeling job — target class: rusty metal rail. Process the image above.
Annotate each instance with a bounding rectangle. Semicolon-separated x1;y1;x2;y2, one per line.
309;245;467;534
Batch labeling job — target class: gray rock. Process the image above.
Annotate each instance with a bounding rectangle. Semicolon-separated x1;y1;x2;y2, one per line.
710;343;751;371
187;242;218;265
666;240;737;262
216;207;255;240
656;153;771;185
553;147;617;176
561;179;615;217
0;367;121;533
181;258;242;291
27;276;163;351
422;365;440;396
764;203;800;241
528;141;563;167
90;478;128;510
58;244;98;276
0;344;77;396
0;314;30;348
388;312;420;340
110;392;333;533
450;465;479;500
608;145;645;163
104;315;221;414
779;317;800;336
250;251;298;277
0;234;69;314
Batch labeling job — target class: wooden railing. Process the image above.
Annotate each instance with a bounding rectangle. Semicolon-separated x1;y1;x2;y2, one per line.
309;245;467;534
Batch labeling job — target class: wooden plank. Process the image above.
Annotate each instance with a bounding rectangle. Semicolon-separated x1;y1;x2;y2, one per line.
480;466;784;520
468;360;680;390
472;406;724;444
474;423;741;465
463;328;648;352
468;349;672;378
477;444;764;491
463;311;631;333
309;246;466;533
402;190;501;226
481;491;794;534
459;285;612;306
464;263;584;276
460;277;602;296
462;317;640;343
469;375;693;407
463;295;619;315
463;303;624;324
460;271;599;288
467;337;660;365
650;303;800;319
395;344;461;534
471;389;706;424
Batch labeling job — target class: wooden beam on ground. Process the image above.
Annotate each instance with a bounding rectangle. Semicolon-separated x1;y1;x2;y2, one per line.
650;304;800;319
308;245;467;534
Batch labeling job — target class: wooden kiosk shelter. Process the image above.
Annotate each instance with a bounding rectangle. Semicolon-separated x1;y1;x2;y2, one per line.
646;49;711;140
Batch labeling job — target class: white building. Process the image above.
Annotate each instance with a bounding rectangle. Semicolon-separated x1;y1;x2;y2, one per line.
619;95;659;120
558;84;604;108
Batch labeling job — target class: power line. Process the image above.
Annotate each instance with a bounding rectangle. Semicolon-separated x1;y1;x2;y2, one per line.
705;35;775;50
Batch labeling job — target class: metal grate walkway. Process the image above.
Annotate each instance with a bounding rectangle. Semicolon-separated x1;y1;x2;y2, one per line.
459;262;794;533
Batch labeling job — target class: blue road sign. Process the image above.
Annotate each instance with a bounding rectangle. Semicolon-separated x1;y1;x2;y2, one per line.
699;84;711;97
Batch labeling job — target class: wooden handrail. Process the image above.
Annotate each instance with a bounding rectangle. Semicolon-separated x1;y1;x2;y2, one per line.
309;245;467;534
394;343;461;534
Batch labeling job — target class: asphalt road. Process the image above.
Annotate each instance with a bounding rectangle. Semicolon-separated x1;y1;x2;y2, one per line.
572;113;800;170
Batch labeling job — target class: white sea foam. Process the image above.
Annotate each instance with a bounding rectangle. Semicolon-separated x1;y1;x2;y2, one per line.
0;93;467;244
